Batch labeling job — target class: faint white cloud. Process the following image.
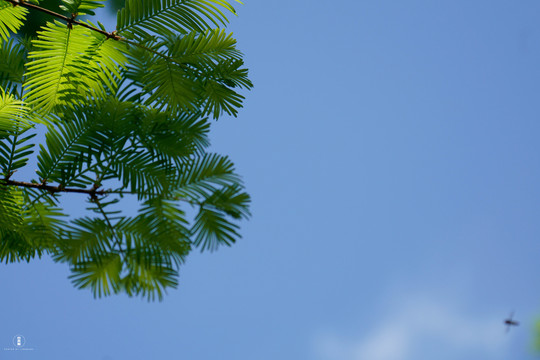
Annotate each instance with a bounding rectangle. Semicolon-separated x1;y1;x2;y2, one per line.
314;296;508;360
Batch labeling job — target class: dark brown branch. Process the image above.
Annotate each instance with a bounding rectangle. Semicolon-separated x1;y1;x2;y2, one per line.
6;0;192;68
3;179;108;196
2;180;221;214
5;0;121;39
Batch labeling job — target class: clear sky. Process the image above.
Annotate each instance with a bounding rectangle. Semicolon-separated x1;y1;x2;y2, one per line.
2;1;540;359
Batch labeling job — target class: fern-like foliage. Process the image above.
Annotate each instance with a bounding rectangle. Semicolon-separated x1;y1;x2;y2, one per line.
60;0;105;16
25;20;126;112
0;88;33;132
0;0;27;42
0;38;27;91
117;0;236;38
0;0;251;300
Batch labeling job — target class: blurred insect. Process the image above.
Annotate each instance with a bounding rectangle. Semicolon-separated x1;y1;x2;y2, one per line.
504;311;519;333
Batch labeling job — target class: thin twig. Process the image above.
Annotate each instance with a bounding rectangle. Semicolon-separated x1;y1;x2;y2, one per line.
5;0;121;39
3;179;108;196
5;0;191;68
2;180;203;207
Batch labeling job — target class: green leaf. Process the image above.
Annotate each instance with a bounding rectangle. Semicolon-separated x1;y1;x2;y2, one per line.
69;253;122;298
0;87;33;132
175;153;241;200
0;185;44;263
133;33;252;118
0;228;35;263
57;217;116;264
144;54;200;112
0;128;36;176
0;0;27;42
121;254;179;301
36;111;97;185
138;109;210;159
198;59;252;118
0;37;27;89
24;20;126;113
125;197;191;261
21;188;67;250
202;183;250;220
117;0;237;39
108;147;175;196
200;74;244;118
191;206;240;251
0;183;23;230
168;29;242;66
60;0;105;16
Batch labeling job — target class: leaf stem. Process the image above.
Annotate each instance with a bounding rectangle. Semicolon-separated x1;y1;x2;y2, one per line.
91;196;126;256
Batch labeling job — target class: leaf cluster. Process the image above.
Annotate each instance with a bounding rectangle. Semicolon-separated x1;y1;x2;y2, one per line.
0;0;251;300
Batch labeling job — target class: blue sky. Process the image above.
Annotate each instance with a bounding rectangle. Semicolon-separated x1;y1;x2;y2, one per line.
2;0;540;359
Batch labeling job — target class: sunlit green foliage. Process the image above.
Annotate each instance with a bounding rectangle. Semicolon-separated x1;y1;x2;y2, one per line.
0;1;27;41
0;0;251;300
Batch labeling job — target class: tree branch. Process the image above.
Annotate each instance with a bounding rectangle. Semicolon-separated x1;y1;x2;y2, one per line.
5;0;121;39
3;179;108;196
2;180;203;207
5;0;190;68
